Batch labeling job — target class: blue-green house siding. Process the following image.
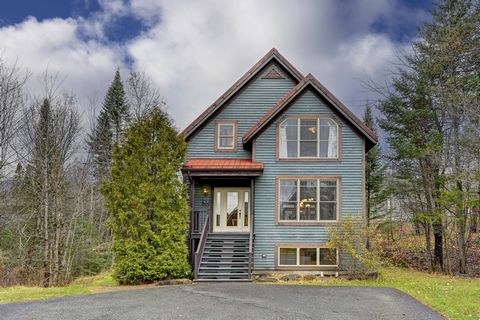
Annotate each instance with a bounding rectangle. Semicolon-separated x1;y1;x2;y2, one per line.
185;59;366;272
252;89;365;271
186;62;296;160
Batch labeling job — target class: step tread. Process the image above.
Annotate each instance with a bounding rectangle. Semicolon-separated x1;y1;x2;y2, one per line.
205;248;248;249
202;256;249;259
203;258;248;261
201;261;248;264
203;252;250;254
204;251;248;258
200;266;248;271
207;239;249;241
198;272;249;276
194;279;251;282
207;234;250;240
206;242;249;244
201;258;248;264
205;242;248;249
208;232;250;238
205;246;249;249
205;248;249;250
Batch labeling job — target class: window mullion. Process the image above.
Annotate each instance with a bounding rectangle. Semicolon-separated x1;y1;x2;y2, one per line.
278;180;281;221
297;119;300;158
296;248;300;266
297;179;300;221
317;248;320;266
336;180;339;220
317;118;320;158
317;179;320;221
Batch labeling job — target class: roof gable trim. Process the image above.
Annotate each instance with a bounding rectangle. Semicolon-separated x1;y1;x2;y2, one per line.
181;48;303;140
242;74;378;146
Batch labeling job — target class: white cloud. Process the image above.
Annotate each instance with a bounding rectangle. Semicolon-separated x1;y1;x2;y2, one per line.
0;16;125;125
0;0;427;130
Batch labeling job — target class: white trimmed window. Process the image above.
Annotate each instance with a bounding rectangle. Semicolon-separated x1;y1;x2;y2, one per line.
278;247;338;266
279;178;338;222
279;118;338;159
216;121;236;150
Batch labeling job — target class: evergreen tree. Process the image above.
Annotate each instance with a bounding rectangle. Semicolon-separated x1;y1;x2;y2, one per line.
88;70;129;180
102;110;190;284
88;111;112;180
377;0;479;273
415;0;480;274
104;70;129;145
377;54;445;271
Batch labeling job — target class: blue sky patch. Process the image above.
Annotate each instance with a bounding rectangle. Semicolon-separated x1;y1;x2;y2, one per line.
102;14;146;43
0;0;99;25
370;0;433;42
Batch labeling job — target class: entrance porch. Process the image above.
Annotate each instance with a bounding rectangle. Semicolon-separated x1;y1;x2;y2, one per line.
182;159;263;281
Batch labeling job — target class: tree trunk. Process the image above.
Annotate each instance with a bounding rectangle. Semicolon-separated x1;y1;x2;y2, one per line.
366;188;371;249
42;166;50;288
424;222;433;271
471;206;479;233
457;219;467;274
414;220;421;235
432;221;443;271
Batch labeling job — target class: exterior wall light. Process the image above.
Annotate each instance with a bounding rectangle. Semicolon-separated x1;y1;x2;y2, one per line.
202;186;210;197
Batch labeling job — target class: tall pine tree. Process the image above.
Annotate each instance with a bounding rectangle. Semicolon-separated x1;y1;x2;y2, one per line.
88;70;129;180
377;55;445;271
102;110;190;284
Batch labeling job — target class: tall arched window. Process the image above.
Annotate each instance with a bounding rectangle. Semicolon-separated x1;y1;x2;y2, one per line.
279;118;339;159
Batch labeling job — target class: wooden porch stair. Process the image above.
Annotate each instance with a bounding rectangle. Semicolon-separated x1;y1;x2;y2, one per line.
195;233;251;281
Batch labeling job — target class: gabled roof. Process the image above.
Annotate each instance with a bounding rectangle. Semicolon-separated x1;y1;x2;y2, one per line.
242;74;378;150
181;48;303;140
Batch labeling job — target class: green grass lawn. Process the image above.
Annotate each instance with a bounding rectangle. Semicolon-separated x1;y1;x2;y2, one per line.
282;268;480;320
0;272;119;304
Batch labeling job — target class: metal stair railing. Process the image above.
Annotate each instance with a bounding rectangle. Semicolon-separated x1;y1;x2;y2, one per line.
194;215;209;279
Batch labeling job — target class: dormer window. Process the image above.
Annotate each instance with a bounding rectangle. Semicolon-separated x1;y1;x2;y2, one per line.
279;117;339;159
216;120;237;151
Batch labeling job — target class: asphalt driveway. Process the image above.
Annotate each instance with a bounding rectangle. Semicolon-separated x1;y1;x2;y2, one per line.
0;283;445;320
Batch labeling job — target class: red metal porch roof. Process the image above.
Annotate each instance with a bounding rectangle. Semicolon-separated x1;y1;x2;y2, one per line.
182;158;264;171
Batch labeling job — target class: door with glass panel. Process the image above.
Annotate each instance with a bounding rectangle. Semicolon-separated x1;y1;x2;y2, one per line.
213;188;250;232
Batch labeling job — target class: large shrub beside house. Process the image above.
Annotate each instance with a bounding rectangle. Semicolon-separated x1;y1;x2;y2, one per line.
102;110;191;284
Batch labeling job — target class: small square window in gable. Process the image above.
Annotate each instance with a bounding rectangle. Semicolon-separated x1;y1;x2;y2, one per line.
261;66;286;79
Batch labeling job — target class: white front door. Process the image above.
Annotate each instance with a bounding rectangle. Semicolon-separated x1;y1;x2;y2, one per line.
213;188;251;232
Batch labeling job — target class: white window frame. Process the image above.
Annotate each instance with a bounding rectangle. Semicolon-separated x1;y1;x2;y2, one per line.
278;177;339;223
216;121;236;151
277;246;339;267
278;117;339;159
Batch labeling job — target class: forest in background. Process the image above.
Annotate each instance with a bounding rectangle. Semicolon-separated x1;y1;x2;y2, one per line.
366;0;480;276
0;0;479;287
0;65;169;286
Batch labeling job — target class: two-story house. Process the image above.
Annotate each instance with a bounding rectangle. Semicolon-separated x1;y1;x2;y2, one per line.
181;49;377;281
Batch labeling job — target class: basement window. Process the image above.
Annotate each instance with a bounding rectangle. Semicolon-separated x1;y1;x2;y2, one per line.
278;247;338;267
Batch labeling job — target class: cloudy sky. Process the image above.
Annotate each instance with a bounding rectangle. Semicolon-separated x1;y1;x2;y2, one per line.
0;0;432;129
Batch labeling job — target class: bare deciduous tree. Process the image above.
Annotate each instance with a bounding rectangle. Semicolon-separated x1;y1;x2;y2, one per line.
0;57;28;180
127;71;165;121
